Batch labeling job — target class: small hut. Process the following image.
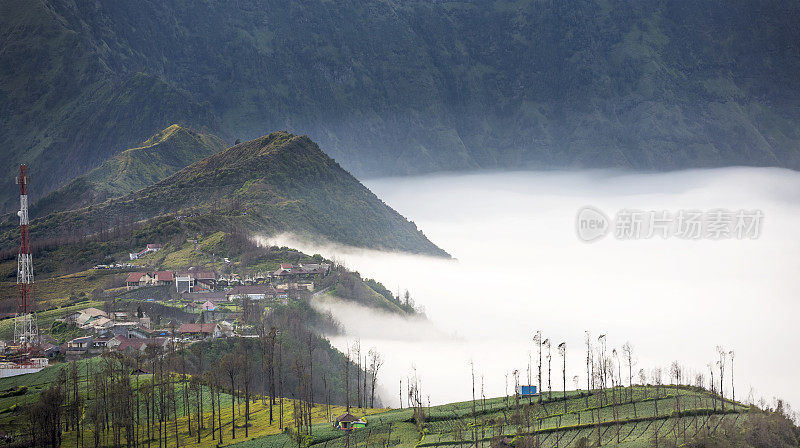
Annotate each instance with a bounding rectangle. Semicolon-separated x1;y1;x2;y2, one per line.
335;412;366;430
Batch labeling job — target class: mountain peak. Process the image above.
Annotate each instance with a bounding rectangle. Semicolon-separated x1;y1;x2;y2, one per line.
31;125;226;217
16;133;449;258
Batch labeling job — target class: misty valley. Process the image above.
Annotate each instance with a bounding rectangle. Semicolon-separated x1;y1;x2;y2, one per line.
2;1;800;447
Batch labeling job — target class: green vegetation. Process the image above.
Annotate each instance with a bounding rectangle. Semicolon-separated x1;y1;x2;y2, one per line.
318;267;416;315
0;297;387;446
230;387;798;448
32;125;226;217
0;300;102;340
0;132;447;257
2;0;800;212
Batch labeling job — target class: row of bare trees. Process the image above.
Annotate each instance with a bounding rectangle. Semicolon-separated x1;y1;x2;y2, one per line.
21;319;386;448
344;339;385;412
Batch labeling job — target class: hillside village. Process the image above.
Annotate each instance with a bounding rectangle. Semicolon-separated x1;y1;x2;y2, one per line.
47;256;332;360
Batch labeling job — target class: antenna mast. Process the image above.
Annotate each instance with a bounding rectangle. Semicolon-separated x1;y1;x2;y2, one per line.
13;164;38;349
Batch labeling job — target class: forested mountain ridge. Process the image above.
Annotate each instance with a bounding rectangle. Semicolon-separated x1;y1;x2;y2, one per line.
2;0;800;210
31;125;226;217
0;132;448;257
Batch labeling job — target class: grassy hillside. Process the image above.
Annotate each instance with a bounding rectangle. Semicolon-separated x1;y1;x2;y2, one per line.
0;132;447;257
2;363;796;447
3;0;800;211
0;209;417;318
232;387;797;448
0;300;103;340
31;125;226;217
0;357;385;446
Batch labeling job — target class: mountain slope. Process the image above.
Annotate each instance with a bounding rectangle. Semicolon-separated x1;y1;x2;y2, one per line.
31;125;226;217
5;132;447;257
3;0;800;210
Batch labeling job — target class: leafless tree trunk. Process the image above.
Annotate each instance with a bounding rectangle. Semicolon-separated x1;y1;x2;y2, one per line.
729;350;735;403
544;339;552;400
558;342;566;414
345;345;351;411
717;346;726;412
534;331;542;403
584;331;591;408
368;348;384;408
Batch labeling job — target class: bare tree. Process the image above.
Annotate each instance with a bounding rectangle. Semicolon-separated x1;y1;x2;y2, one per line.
638;369;647;399
399;379;403;410
653;367;663;418
671;360;682;439
533;331;542;403
585;331;591;407
611;348;620;421
278;338;284;429
240;347;253;438
368;348;384;408
353;340;362;409
728;350;735;403
544;338;552;400
558;342;566;414
597;334;607;406
622;342;634;401
344;345;351;411
708;363;717;412
716;345;726;411
470;360;477;444
220;353;240;439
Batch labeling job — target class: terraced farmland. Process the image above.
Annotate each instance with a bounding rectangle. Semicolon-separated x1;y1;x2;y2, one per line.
232;386;752;448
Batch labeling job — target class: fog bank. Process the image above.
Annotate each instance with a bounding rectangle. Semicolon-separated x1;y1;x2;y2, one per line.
267;167;800;410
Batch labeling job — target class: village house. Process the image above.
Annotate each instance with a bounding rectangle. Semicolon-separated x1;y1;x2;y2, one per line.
216;273;241;287
298;262;331;276
81;316;114;331
113;336;169;353
226;284;282;301
102;321;139;337
89;335;115;354
129;243;163;260
125;272;153;289
218;321;235;337
175;269;216;293
153;271;174;286
177;323;222;339
201;301;216;311
271;262;330;282
276;282;314;291
272;263;296;280
125;271;175;289
65;336;93;357
175;273;193;293
68;307;109;325
126;325;154;339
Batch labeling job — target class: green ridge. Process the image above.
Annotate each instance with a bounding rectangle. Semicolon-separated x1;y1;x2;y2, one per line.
0;132;447;257
32;125;226;217
3;0;800;210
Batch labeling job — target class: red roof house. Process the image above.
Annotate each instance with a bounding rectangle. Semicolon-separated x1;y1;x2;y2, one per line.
177;323;221;339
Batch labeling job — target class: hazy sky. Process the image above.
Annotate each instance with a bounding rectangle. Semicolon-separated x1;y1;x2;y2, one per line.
266;167;800;411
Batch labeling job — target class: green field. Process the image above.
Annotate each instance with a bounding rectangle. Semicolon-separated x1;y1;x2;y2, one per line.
230;387;754;448
1;360;785;448
0;358;385;447
0;300;103;340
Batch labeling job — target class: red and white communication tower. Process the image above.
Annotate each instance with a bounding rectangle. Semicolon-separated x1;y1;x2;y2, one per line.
13;164;38;348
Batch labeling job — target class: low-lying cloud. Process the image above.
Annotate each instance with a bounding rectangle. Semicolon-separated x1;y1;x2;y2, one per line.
264;167;800;411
